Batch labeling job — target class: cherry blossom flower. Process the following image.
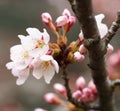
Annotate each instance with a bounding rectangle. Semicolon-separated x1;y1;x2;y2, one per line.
95;14;108;38
18;28;50;57
6;45;32;85
31;55;59;84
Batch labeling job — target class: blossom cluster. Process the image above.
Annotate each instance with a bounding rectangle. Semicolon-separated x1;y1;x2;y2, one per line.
6;28;59;85
73;76;97;103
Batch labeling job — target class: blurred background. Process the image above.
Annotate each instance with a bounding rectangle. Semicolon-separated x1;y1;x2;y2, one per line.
0;0;120;111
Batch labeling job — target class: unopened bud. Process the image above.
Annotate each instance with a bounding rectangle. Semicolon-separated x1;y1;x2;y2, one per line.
44;93;61;105
88;80;97;94
62;9;71;17
55;16;68;27
76;76;86;90
72;90;82;101
41;13;52;25
74;52;85;62
53;83;67;97
81;88;92;103
79;44;87;54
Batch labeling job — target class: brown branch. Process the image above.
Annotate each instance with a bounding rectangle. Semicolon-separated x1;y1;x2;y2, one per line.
103;10;120;45
67;0;115;111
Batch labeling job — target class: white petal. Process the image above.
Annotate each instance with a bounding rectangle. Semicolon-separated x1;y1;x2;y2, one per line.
44;66;55;84
15;61;28;70
95;14;105;23
18;35;34;50
16;69;29;85
51;59;59;73
16;78;26;85
95;14;108;38
10;45;24;62
33;68;43;79
40;55;53;61
43;29;50;44
26;28;42;40
6;62;14;69
29;45;49;57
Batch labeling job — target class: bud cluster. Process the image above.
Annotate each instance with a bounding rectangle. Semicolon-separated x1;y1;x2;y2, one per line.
72;76;97;103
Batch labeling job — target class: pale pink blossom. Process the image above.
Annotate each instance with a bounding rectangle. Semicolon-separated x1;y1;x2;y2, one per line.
53;83;67;97
74;51;85;62
44;93;61;104
31;55;59;84
18;28;50;57
75;76;86;90
95;14;108;38
41;12;52;24
6;45;32;85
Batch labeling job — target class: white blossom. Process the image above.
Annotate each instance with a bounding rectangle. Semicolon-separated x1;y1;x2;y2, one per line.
6;45;32;85
18;28;50;57
31;55;59;84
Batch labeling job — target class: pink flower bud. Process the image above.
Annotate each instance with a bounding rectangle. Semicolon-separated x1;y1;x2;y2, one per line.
88;80;97;94
74;52;85;62
41;12;52;24
81;88;92;103
107;44;114;54
79;44;87;54
53;83;67;97
68;16;76;27
82;88;92;96
62;9;71;17
76;76;86;90
55;16;68;27
44;93;61;105
34;108;47;111
72;90;82;101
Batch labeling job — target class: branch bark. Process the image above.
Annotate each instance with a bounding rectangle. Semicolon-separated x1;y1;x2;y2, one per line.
67;0;115;111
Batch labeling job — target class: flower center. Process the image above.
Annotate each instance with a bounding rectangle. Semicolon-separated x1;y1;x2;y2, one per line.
23;51;29;59
35;37;45;48
41;61;52;71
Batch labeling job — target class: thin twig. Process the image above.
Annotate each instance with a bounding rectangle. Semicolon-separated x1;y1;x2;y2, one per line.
103;11;120;45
